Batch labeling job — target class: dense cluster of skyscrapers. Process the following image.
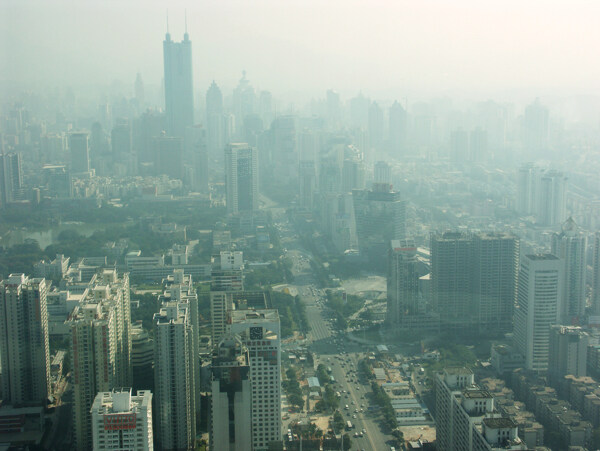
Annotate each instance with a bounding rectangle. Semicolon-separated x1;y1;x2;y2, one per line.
386;213;600;374
1;12;599;451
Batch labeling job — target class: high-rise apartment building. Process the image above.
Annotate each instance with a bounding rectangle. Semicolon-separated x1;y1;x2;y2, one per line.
431;232;473;329
111;119;132;156
69;269;131;450
352;183;406;265
211;290;269;349
232;72;256;135
69;131;90;173
102;270;132;387
211;291;233;346
71;303;118;450
0;152;23;206
271;116;297;180
593;231;600;315
436;367;526;451
516;165;567;226
210;335;252;451
153;302;196;450
551;218;586;324
91;389;153;451
133;110;167;165
225;143;259;215
548;325;589;386
0;274;50;406
163;30;193;137
228;309;281;451
516;163;538;216
342;146;366;193
153;134;184;179
430;232;518;333
373;161;391;185
159;269;201;422
210;252;244;345
436;367;475;451
514;254;563;371
472;232;519;333
219;251;244;271
131;323;154;393
184;124;209;192
111;118;136;175
386;240;421;325
210;251;244;292
537;170;567;226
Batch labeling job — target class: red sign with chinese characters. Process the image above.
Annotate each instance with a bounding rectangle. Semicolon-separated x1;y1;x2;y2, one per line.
104;413;137;430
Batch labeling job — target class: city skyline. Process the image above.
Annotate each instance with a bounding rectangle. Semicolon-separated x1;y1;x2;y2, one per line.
2;1;600;108
2;2;600;449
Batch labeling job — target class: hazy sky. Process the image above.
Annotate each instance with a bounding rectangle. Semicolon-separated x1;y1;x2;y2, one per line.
2;0;600;101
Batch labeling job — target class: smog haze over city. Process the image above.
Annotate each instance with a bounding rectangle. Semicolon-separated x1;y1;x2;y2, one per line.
1;1;600;451
4;1;600;103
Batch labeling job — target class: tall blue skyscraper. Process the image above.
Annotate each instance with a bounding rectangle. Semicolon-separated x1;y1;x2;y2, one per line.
163;28;194;137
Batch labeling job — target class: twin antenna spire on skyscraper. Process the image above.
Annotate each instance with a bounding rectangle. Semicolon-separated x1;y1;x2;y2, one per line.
165;10;188;39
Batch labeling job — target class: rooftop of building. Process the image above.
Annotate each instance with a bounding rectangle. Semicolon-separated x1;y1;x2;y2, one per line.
526;253;559;261
374;368;386;380
391;239;416;250
230;290;270;309
154;302;186;324
307;377;320;388
434;231;470;240
229;308;279;324
463;389;493;399
550;325;586;335
212;335;249;365
564;375;596;386
483;417;517;429
475;231;516;240
212;350;248;368
92;388;151;414
443;366;473;376
2;273;46;286
69;302;104;321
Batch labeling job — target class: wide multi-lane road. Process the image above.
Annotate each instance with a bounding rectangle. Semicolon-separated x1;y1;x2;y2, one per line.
275;214;393;451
